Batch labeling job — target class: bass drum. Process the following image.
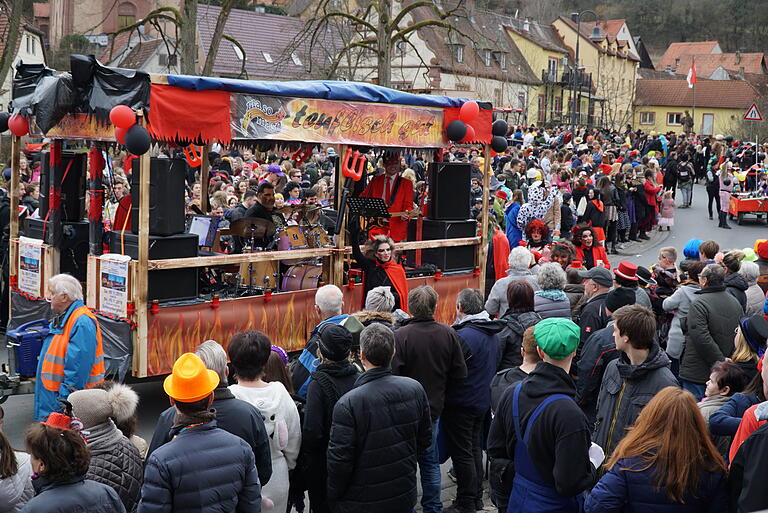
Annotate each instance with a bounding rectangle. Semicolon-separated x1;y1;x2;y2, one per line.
240;259;278;289
281;264;323;291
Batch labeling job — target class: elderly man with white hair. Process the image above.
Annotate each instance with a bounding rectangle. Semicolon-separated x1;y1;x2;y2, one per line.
485;246;540;317
34;273;105;421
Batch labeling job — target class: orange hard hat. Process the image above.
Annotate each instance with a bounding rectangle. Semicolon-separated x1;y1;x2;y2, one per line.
163;353;220;402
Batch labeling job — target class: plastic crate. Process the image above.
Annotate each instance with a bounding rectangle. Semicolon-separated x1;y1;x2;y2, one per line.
7;319;50;377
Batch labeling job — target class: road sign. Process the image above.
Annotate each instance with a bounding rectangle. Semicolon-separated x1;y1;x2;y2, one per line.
744;103;763;121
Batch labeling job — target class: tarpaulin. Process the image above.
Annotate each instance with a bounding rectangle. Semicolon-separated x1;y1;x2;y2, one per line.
11;63;55;114
443;104;494;144
31;74;75;133
95;313;133;382
147;84;232;144
166;75;469;109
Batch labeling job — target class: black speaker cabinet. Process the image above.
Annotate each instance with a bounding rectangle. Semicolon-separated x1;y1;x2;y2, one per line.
39;150;85;222
131;157;186;236
428;162;471;220
107;231;199;301
25;218;89;281
407;219;476;271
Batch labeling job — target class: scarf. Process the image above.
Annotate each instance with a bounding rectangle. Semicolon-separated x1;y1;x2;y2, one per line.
535;289;568;301
377;259;409;313
83;419;123;453
591;199;604;212
172;409;215;430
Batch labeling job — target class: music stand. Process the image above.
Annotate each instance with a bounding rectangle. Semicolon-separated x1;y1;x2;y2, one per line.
346;197;391;218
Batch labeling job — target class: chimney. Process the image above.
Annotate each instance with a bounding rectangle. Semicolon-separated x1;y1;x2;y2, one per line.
523;18;530;32
736;51;741;64
665;64;672;73
738;66;745;79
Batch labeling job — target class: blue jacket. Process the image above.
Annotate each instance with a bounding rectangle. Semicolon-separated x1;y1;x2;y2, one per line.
505;202;522;248
292;314;349;398
21;475;125;513
585;456;727;513
708;393;760;436
34;300;99;421
138;421;261;513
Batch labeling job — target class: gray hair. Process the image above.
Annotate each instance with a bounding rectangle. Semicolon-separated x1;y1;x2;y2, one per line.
408;285;438;319
196;340;228;385
508;246;532;271
739;261;760;286
360;323;395;367
48;273;83;301
537;262;566;291
700;263;726;287
457;288;484;315
365;286;395;312
315;285;343;317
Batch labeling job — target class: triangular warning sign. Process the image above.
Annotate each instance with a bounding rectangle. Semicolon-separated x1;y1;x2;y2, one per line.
744;103;763;121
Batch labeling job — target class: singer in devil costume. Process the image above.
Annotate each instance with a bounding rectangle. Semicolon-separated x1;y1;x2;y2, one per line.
350;228;409;312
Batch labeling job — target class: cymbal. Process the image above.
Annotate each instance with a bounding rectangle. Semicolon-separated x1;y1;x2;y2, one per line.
275;204;323;215
229;217;276;238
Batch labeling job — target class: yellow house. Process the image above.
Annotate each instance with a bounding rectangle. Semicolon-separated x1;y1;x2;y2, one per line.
634;78;759;136
504;18;570;126
552;17;639;129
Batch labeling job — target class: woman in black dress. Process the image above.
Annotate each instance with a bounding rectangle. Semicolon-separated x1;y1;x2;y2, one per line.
350;229;408;311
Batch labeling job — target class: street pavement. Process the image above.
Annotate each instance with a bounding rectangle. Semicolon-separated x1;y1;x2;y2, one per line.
1;183;765;510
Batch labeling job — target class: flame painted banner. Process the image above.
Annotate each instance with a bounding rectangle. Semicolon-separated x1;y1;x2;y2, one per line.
231;94;445;147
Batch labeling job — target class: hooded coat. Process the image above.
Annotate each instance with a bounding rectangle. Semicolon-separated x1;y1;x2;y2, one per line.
593;344;678;457
662;283;701;359
0;452;33;513
724;272;748;312
21;476;125;513
516;184;555;240
729;422;768;512
496;310;542;370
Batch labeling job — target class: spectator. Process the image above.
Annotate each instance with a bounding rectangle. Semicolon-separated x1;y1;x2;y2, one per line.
488;318;595;512
229;331;301;513
350;286;408;330
586;387;727;513
327;324;432;513
491;327;541;416
69;385;143;512
679;238;702;273
699;361;749;458
23;406;126;513
485;246;539;317
534;263;571;319
699;239;720;264
731;314;768;382
576;266;613;344
90;381;147;460
663;261;706;376
392;286;468;513
302;325;359;513
612;261;652;309
680;264;743;400
740;261;766;316
723;250;748;312
147;340;272;487
572;225;610;270
443;289;503;513
0;406;33;512
564;268;585;314
593;305;678;458
497;280;541;369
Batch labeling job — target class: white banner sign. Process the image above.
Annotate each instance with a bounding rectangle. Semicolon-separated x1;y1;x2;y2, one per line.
98;254;131;317
18;237;43;297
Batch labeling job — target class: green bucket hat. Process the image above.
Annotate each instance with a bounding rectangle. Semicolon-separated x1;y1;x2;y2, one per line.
534;318;580;359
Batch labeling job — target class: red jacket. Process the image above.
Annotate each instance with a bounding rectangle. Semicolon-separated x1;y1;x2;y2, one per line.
644;179;661;213
575;245;611;270
730;404;765;465
362;174;414;242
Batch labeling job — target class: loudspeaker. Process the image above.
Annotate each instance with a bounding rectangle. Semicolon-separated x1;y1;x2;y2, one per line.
407;219;476;271
39;150;85;221
107;231;199;301
25;218;89;281
428;162;471;220
131;157;186;236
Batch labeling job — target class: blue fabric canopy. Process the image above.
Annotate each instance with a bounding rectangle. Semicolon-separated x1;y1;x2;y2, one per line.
165;75;469;109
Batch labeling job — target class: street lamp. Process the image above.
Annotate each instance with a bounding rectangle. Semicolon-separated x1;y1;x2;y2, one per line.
570;10;601;132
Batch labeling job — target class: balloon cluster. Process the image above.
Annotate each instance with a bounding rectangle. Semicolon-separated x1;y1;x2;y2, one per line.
491;119;509;153
446;101;480;143
110;105;150;155
0;112;30;137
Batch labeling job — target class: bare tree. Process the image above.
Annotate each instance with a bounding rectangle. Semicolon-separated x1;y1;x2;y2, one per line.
0;0;33;90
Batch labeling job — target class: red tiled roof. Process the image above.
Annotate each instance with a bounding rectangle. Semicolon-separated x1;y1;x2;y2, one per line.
34;3;50;19
119;39;162;69
634;78;758;109
556;17;639;62
581;19;626;40
99;31;132;63
658;41;720;69
675;53;766;77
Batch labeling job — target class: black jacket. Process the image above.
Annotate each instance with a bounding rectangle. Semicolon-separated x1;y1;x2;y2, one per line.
730;421;768;512
724;272;748;312
575;320;619;424
147;386;272;487
487;362;596;497
392;317;468;420
327;367;432;513
578;292;609;345
496;311;541;370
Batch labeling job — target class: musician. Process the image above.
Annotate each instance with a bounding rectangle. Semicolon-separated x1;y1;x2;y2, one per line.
351;229;408;312
238;182;277;250
361;153;414;242
229;190;257;253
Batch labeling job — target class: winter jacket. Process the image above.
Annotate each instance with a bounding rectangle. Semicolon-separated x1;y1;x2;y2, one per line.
593;345;678;457
138;421;261;513
724;273;748;312
350;310;396;330
729;422;768;512
327;368;432;513
698;394;732;458
504;203;523;248
745;283;766;316
490;367;529;415
21;476;125;513
447;312;503;413
565;283;585;316
392;317;468;421
576;321;619;424
485;269;540;317
585;456;727;513
575;244;611;270
680;286;743;384
496;310;541;369
84;419;142;513
662;284;700;359
147;386;272;487
0;451;33;513
578;292;609;345
487;362;596;498
709;393;761;437
534;293;572;320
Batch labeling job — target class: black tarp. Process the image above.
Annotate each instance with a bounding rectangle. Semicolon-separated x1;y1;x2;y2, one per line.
70;54;150;121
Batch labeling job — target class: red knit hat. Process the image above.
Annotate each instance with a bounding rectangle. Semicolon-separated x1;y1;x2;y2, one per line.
757;240;768;259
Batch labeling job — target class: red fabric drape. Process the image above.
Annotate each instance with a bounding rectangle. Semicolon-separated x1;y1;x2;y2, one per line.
442;107;493;144
378;260;409;313
147;84;232;144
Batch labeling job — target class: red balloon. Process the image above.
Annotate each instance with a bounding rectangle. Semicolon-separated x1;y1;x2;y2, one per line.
459;101;480;123
8;114;29;137
461;124;476;143
115;126;128;144
110;105;136;129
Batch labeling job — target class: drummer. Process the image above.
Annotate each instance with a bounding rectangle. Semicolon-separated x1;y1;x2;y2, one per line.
361;152;414;242
240;182;277;249
230;191;259;253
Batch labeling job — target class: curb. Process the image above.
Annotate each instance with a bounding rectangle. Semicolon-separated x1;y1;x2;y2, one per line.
616;228;671;258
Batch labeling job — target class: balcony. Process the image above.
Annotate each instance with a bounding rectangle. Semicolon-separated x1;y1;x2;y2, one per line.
541;69;561;84
561;70;593;90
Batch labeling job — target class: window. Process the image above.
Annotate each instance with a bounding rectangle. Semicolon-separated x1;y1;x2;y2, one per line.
31;37;36;55
547;57;558;80
494;88;502;107
492;51;506;69
393;41;407;57
25;35;30;53
639;111;655;125
117;2;137;29
481;49;491;67
667;112;682;125
453;44;464;63
290;52;302;65
517;91;526;109
554;97;563;115
262;51;273;63
233;43;245;61
537;95;546;123
159;54;178;67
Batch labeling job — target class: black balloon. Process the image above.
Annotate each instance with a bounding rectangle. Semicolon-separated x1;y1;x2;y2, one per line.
491;136;508;153
125;125;151;155
447;120;467;142
492;119;508;137
0;112;9;133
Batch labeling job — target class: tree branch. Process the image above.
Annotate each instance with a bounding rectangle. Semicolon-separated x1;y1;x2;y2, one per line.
201;0;238;76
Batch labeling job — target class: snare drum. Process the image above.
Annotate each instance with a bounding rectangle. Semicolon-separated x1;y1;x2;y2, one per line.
304;225;334;248
277;226;308;251
281;264;323;291
240;260;278;289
